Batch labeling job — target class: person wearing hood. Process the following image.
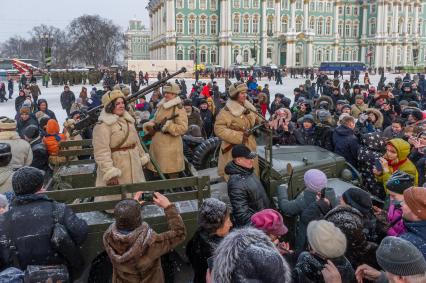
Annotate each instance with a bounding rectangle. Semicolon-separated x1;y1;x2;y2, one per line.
103;195;186;283
294;114;317;146
214;82;259;179
350;94;368;118
269;108;296;145
42;119;66;165
374;138;418;194
400;187;426;258
212;227;292;283
186;198;232;283
22;125;49;173
93;89;150;206
16;106;38;139
87;88;102;110
225;144;270;227
356;108;384;134
278;169;336;253
357;132;387;199
0;143;13;193
143;83;187;177
37;99;57;121
333;115;359;167
293;220;357;283
0;117;32;169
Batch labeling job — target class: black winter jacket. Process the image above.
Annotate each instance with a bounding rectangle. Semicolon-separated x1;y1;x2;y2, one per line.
333;125;359;167
17;117;38;139
29;137;49;172
200;108;214;138
0;194;88;271
225;161;270;227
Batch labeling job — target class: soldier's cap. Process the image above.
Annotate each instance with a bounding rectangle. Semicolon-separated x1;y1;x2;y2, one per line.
162;82;180;95
232;144;257;159
101;89;125;107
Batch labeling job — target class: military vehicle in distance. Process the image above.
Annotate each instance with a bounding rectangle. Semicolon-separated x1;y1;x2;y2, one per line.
47;131;362;282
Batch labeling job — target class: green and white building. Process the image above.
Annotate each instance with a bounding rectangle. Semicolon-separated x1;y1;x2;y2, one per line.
147;0;426;69
125;19;151;61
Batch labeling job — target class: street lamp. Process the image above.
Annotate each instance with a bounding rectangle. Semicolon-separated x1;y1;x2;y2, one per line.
343;0;348;59
39;33;53;71
249;34;259;65
192;36;199;82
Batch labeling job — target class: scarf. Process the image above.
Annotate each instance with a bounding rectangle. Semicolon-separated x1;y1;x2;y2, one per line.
387;158;408;172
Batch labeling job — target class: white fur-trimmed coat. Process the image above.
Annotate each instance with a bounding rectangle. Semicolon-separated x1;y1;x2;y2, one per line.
0;131;33;169
93;110;149;199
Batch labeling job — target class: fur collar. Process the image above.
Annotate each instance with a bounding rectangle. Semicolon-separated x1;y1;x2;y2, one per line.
0;131;19;140
98;110;135;126
157;97;182;110
225;99;257;117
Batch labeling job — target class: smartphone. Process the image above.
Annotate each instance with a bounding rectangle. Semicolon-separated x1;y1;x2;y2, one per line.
320;188;326;199
374;159;383;172
139;192;154;202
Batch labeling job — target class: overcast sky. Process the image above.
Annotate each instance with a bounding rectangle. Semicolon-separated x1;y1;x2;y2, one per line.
0;0;150;42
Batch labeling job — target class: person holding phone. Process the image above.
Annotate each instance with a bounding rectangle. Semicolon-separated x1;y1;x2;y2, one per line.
373;138;418;194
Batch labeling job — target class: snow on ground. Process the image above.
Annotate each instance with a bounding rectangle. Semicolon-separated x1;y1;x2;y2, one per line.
0;73;403;128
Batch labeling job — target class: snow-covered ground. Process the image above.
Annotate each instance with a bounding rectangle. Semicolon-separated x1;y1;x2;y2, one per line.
0;73;403;128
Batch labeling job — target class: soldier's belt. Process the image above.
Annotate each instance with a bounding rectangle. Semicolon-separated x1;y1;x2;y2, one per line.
111;144;136;153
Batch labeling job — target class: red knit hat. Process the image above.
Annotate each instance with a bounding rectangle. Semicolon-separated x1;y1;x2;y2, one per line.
251;209;288;237
403;187;426;220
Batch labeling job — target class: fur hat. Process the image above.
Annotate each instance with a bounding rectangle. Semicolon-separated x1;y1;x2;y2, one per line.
19;107;31;115
213;227;291;283
342;188;372;215
229;83;248;99
12;166;44;195
0;117;17;130
114;199;142;231
307;220;347;259
162;82;180;95
355;94;364;101
199;198;229;234
101;89;125;107
251;209;288;237
376;236;426;276
304;169;327;193
403;187;426;220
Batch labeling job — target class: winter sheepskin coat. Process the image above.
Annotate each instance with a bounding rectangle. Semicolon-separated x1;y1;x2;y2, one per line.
93;110;150;202
214;99;259;179
143;97;188;174
103;204;186;283
0;130;33;169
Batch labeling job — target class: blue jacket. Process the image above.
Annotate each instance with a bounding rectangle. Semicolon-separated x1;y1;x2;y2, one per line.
400;220;426;259
333;125;359;167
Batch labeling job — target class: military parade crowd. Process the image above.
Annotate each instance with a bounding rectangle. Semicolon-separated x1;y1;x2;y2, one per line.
0;66;424;283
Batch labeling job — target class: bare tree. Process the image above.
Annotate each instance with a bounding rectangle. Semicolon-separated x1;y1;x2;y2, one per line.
67;15;125;67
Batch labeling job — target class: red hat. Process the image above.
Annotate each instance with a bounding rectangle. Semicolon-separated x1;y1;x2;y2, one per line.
251;209;288;236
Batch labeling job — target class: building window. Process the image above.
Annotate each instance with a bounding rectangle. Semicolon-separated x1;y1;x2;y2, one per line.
267;48;272;59
408;20;412;34
233;0;240;8
200;0;207;9
325;49;330;61
345;6;351;15
267;16;273;35
326;2;331;12
353;49;358;61
210;0;217;9
345;22;351;37
318;1;323;11
211;50;217;64
177;49;184;60
309;1;315;10
233;49;239;63
399;18;404;35
316;49;322;63
211;17;217;34
338;6;343;15
296;16;303;32
200;16;207;34
326;18;331;35
418;20;422;34
189;16;196;34
353;22;359;37
200;49;207;63
353;7;358;15
176;0;183;8
267;0;273;8
243;16;249;33
309;17;315;31
338;21;343;37
243;49;249;62
282;17;288;33
176;16;184;34
317;18;323;35
370;21;376;36
253;0;259;8
371;4;376;13
243;0;250;8
190;48;195;61
189;0;195;9
233;15;240;33
253;16;259;33
296;0;302;9
386;17;391;34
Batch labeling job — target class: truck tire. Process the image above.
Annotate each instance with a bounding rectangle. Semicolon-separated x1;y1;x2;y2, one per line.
192;137;221;170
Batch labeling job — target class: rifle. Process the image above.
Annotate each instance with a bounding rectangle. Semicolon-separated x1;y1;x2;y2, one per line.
68;67;187;136
221;122;266;154
142;113;179;142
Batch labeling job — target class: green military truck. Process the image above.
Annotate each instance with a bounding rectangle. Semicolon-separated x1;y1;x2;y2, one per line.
48;132;362;282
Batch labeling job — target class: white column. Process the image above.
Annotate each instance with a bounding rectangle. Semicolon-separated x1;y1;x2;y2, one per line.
333;2;339;38
275;0;281;36
392;44;398;69
361;2;367;37
383;2;388;36
261;0;268;65
375;44;381;68
392;3;398;36
303;0;309;32
306;40;313;67
414;3;419;36
403;3;409;35
376;1;382;36
334;45;338;61
290;0;296;30
402;44;408;66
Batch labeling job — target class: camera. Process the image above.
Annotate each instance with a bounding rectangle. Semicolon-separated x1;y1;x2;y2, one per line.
139;192;154;202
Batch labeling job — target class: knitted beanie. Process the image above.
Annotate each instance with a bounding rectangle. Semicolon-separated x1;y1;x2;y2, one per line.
307;220;347;258
199;198;229;234
342;188;372;215
376;236;426;276
403;187;426;220
304;169;328;193
23;125;40;140
251;209;288;237
12;166;44;195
